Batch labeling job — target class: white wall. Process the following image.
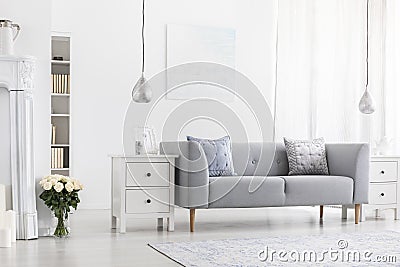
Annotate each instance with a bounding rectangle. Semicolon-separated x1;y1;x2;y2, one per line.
52;0;277;209
0;0;52;225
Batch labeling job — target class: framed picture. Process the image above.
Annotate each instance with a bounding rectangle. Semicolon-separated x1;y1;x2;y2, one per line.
135;126;158;155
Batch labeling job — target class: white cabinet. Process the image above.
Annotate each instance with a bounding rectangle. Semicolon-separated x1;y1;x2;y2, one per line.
370;161;398;182
111;155;177;233
369;184;397;205
125;189;170;214
367;157;400;219
126;163;170;187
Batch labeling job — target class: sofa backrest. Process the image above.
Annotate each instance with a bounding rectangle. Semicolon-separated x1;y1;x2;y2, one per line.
161;141;369;178
231;142;289;176
232;142;370;178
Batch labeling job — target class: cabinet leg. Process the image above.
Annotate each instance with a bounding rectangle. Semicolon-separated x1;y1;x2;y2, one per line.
120;217;126;233
360;204;365;222
157;218;163;229
319;205;323;219
341;206;348;219
375;209;381;218
111;216;117;229
167;216;175;232
395;208;399;220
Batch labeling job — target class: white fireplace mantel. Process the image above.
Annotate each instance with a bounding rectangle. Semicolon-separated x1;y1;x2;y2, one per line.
0;55;38;240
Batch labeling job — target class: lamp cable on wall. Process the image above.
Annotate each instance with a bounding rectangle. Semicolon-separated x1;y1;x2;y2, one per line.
131;0;152;103
359;0;376;114
272;0;280;142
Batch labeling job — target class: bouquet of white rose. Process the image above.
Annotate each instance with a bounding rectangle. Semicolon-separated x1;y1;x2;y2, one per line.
39;174;83;237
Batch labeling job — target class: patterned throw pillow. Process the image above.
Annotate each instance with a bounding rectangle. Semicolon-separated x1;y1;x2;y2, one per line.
283;137;329;175
187;136;235;177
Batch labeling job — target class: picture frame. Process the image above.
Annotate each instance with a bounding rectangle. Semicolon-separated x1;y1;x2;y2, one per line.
135;126;158;155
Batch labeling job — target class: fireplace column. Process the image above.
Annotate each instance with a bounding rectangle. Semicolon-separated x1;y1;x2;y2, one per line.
0;56;38;240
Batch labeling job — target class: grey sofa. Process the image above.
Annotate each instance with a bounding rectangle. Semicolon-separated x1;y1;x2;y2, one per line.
160;142;370;232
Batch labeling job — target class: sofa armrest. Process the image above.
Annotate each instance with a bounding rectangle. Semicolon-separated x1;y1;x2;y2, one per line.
325;143;370;204
160;141;209;208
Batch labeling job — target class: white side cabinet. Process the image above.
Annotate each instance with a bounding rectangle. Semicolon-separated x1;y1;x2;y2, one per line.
110;155;177;233
367;156;400;219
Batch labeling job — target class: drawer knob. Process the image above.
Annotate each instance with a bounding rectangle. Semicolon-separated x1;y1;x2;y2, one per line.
380;170;385;175
380;193;385;197
146;172;152;177
146;199;152;204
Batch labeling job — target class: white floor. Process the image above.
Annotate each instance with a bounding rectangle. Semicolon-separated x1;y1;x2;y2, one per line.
1;206;399;267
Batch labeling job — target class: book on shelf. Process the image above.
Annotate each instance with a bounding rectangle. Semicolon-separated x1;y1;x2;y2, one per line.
56;148;58;168
60;148;63;168
67;74;70;94
51;147;65;169
59;75;62;93
56;148;59;168
51;124;56;144
51;74;70;94
51;148;54;168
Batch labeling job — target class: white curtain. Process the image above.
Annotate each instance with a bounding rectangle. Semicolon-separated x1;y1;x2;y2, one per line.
274;0;400;152
371;0;400;154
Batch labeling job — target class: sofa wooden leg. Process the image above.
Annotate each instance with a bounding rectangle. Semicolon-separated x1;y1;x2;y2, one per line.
190;209;195;232
355;204;360;224
320;205;323;219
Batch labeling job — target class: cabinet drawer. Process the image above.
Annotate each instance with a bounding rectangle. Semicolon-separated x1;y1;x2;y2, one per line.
370;161;398;182
369;184;397;205
125;189;170;214
126;163;169;187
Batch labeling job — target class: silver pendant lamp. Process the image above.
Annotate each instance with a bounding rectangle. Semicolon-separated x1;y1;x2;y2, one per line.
359;0;376;114
132;0;152;103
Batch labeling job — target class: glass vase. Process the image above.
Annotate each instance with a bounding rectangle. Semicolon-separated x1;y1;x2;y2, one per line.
53;214;70;238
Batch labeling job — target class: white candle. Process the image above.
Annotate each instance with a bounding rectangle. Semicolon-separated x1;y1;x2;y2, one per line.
0;228;11;248
0;184;5;212
5;211;16;242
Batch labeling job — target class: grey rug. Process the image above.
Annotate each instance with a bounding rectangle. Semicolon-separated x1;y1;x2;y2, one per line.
149;231;400;266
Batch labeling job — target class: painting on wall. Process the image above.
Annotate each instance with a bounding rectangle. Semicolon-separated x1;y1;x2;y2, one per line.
166;24;236;100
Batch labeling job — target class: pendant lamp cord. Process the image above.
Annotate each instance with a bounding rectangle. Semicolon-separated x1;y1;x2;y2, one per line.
272;0;280;143
382;0;387;136
366;0;369;90
141;0;145;75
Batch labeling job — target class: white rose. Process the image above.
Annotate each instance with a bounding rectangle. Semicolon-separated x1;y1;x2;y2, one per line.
41;175;51;184
50;178;58;186
73;182;81;190
79;183;84;190
60;176;69;183
43;182;52;191
54;182;64;193
65;182;74;193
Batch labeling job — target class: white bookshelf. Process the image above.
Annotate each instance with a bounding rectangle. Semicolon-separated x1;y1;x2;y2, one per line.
51;32;71;176
51;93;70;97
51;60;70;65
51;114;70;117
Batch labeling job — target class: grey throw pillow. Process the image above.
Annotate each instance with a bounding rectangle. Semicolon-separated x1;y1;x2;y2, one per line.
283;137;329;175
187;136;235;177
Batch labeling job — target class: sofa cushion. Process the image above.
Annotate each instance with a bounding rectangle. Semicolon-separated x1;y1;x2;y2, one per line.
208;176;285;208
284;137;329;175
282;176;353;206
187;136;235;177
